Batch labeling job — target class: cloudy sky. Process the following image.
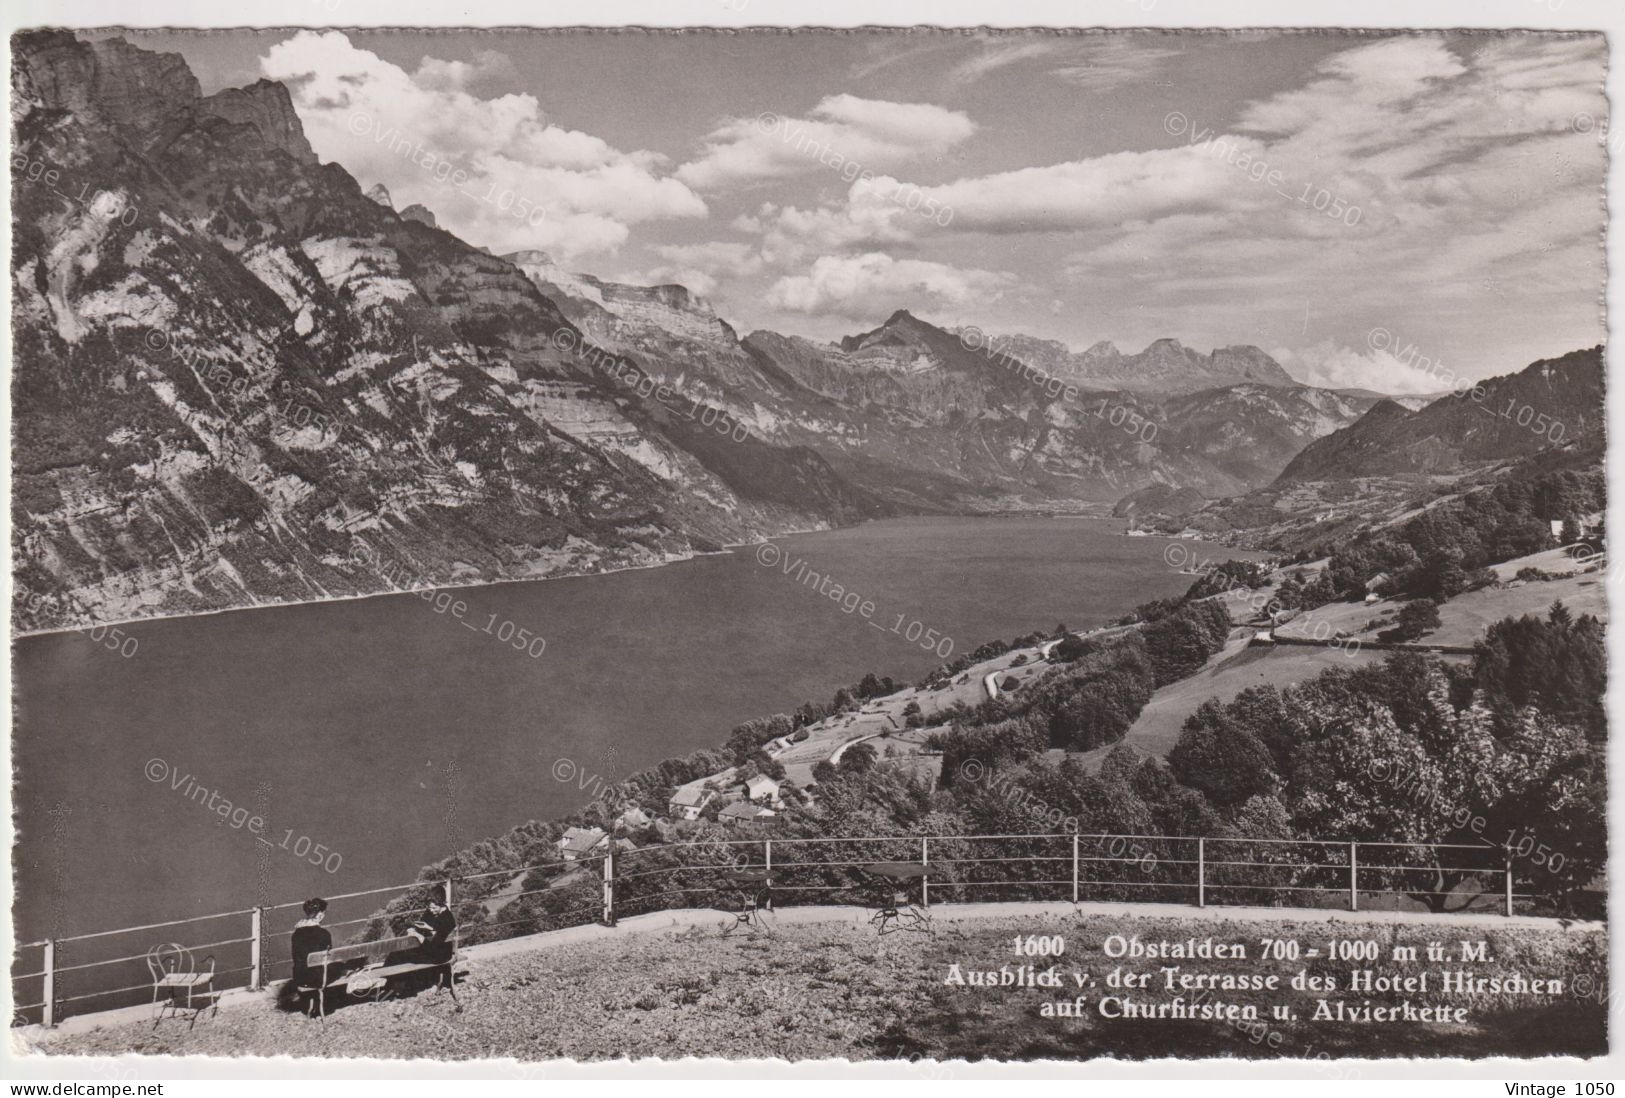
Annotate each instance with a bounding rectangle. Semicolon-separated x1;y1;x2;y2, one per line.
135;28;1605;393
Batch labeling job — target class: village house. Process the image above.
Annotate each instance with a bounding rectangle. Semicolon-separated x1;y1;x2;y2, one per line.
557;826;608;861
668;785;715;821
744;774;782;805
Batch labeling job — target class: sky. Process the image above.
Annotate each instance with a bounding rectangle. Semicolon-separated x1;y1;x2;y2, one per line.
121;28;1606;393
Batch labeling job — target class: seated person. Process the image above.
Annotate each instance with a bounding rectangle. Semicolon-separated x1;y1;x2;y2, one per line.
289;898;332;1011
387;885;457;968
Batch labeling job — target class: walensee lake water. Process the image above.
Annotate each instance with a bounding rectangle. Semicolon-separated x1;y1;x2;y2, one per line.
13;516;1232;947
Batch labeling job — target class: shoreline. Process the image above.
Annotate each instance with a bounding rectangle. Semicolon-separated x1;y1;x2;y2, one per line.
10;519;835;642
11;510;1144;643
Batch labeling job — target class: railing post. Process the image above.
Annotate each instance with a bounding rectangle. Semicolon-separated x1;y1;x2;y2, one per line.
602;850;616;926
764;839;772;873
249;907;264;992
921;836;930;908
444;877;454;909
1071;832;1080;904
1349;842;1358;912
1197;838;1206;908
42;939;56;1028
1505;847;1514;917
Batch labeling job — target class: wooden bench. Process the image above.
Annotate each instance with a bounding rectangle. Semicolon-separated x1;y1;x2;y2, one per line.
303;934;461;1019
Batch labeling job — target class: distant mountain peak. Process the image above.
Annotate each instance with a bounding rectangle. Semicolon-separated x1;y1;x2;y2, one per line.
365;183;393;208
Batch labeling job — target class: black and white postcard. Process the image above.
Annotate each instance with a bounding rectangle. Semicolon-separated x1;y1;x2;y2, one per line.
4;1;1619;1085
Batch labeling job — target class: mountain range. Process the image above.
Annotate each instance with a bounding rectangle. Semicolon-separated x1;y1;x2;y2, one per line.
1277;346;1604;481
943;330;1299;394
8;33;1590;631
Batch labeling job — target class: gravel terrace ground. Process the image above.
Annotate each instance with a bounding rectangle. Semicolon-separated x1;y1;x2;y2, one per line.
32;908;1604;1063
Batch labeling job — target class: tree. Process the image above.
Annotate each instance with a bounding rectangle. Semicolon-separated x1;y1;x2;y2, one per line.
1182;656;1606;914
838;742;877;774
1141;599;1231;685
1050;635;1096;662
936;717;1047;788
1168;700;1280;807
1474;602;1605;741
1378;598;1440;643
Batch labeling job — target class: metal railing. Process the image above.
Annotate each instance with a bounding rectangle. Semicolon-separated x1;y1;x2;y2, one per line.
12;830;1522;1029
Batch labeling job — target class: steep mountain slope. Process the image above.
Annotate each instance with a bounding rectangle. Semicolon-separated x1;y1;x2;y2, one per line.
10;32;885;631
9;32;1390;633
1277;346;1604;482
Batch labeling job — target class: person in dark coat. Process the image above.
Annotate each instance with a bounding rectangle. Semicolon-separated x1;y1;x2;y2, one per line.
289;898;332;1014
389;885;457;967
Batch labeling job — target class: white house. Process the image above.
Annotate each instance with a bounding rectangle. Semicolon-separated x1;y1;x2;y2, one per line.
557;826;608;861
744;774;782;805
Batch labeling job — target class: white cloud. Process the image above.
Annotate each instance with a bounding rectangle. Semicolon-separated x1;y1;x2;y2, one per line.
675;94;975;192
765;253;1015;320
1050;38;1185;92
842;33;1604;378
755;193;919;266
1272;340;1462;396
259;31;706;259
632;241;767;298
873;144;1262;234
949;40;1063;85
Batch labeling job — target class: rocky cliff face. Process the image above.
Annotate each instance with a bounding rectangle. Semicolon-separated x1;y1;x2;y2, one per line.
10;31;883;631
10;32;1390;632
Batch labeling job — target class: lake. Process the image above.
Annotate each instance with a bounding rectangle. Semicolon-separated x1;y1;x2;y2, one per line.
12;516;1232;947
